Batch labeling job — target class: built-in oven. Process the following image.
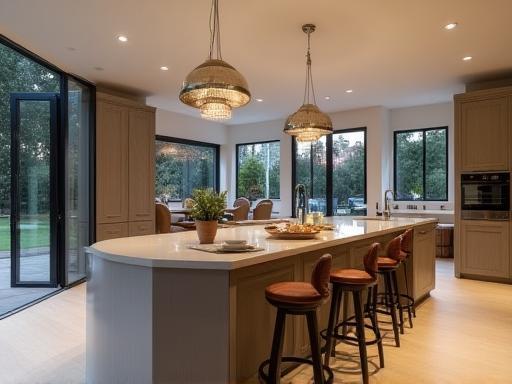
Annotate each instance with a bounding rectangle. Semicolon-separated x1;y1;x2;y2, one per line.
461;172;510;220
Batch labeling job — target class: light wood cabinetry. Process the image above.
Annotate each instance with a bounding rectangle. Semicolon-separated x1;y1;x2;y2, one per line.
460;220;510;278
96;102;129;224
459;97;509;171
96;92;156;241
96;223;129;242
413;224;436;297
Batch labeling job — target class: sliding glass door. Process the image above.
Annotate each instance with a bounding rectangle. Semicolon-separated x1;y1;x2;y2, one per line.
10;93;58;287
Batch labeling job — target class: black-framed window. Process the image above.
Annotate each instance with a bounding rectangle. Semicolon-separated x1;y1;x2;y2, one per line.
236;140;280;200
155;135;220;202
393;127;448;201
292;128;367;216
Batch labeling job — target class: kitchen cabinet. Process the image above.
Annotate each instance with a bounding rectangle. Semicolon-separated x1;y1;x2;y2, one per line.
96;92;156;241
412;223;436;298
460;220;509;279
459;96;509;171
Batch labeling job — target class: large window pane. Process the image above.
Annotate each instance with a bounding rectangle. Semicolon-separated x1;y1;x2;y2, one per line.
237;141;280;200
294;136;327;214
333;130;366;216
155;138;218;202
66;79;90;284
395;131;424;200
426;129;447;200
394;127;448;201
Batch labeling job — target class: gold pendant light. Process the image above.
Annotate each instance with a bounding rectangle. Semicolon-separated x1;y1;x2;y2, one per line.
179;0;251;121
284;24;333;142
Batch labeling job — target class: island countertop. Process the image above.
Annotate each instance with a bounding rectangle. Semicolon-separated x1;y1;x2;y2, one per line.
89;216;438;270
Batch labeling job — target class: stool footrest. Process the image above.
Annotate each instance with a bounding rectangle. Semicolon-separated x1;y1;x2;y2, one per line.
258;356;334;384
320;319;383;347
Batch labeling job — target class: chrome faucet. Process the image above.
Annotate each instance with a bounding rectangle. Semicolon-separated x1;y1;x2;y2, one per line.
295;184;308;224
383;189;394;220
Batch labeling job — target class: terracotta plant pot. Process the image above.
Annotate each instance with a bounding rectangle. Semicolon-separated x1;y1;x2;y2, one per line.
195;220;218;244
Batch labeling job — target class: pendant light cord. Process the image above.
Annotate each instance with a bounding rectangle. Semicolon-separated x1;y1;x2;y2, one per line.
302;29;317;106
209;0;222;60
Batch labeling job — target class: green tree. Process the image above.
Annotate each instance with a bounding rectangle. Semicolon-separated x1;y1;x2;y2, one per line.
238;156;265;200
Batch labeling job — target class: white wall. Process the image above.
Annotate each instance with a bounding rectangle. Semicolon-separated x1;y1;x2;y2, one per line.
155;109;229;191
389;102;454;209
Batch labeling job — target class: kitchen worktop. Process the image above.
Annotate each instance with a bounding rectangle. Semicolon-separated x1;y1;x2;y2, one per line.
89;216;438;270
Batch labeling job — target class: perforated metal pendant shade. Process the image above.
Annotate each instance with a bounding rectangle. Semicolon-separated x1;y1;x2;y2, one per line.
179;0;250;121
284;104;333;142
284;24;332;142
179;59;251;121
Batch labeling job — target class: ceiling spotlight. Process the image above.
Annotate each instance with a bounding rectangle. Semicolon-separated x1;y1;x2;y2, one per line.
444;22;458;30
345;89;353;93
160;66;169;71
256;98;264;102
462;56;473;61
117;35;128;42
324;96;331;100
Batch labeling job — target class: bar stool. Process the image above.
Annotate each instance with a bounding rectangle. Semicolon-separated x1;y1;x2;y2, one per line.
376;235;403;346
322;243;384;384
258;254;334;384
397;228;415;326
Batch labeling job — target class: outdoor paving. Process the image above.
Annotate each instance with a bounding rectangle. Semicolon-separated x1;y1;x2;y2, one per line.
0;253;58;316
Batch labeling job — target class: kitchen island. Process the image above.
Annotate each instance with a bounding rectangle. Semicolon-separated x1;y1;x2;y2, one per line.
86;216;437;384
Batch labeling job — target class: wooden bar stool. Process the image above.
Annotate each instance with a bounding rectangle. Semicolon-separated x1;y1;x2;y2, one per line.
376;235;403;346
258;254;334;384
322;243;384;384
397;228;415;327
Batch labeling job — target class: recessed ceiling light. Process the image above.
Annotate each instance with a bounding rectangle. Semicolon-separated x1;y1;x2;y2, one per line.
462;56;473;61
345;89;353;93
256;98;264;102
117;35;128;42
160;66;169;71
324;96;331;100
444;22;458;30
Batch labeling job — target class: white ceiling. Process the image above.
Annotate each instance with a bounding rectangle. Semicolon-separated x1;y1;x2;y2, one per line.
1;0;511;124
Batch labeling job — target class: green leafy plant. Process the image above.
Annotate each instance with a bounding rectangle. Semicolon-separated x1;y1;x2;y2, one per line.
190;188;227;221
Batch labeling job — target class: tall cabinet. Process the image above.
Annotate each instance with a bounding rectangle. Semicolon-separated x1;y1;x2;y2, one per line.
96;92;156;241
454;86;512;282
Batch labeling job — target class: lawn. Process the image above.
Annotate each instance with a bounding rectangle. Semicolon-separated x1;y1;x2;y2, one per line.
0;216;50;252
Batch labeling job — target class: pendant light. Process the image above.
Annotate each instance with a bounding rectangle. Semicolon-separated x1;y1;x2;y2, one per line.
179;0;251;121
284;24;333;142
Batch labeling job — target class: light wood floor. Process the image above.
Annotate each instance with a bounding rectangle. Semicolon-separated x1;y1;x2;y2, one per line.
0;260;511;384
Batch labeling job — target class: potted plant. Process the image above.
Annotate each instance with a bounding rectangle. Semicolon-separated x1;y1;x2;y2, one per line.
190;188;227;244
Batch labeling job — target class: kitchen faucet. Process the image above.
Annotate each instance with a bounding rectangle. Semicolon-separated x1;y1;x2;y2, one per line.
295;184;308;224
383;189;394;220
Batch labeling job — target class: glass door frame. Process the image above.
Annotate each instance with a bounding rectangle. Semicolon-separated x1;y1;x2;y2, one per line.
10;93;60;287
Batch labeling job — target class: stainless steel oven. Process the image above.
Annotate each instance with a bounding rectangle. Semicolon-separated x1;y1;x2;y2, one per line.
461;172;510;220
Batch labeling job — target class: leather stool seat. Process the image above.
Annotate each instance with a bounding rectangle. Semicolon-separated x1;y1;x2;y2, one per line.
330;268;375;285
265;282;322;306
377;256;399;269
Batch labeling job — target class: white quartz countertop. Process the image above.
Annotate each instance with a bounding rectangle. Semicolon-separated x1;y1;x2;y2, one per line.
88;217;438;270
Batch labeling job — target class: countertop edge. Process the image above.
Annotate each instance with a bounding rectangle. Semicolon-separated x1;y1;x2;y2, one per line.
88;218;438;270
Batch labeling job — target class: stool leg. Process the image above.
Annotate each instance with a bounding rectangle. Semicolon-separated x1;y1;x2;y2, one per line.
384;273;400;347
341;291;349;337
353;290;369;384
324;284;341;366
369;286;385;368
306;311;325;384
268;308;286;383
392;270;405;334
403;261;415;323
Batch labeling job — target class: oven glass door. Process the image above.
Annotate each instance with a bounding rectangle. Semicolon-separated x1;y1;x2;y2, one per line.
461;182;509;211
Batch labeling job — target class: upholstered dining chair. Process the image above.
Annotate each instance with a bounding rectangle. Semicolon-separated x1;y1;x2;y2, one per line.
225;197;250;221
252;199;273;220
155;203;187;233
